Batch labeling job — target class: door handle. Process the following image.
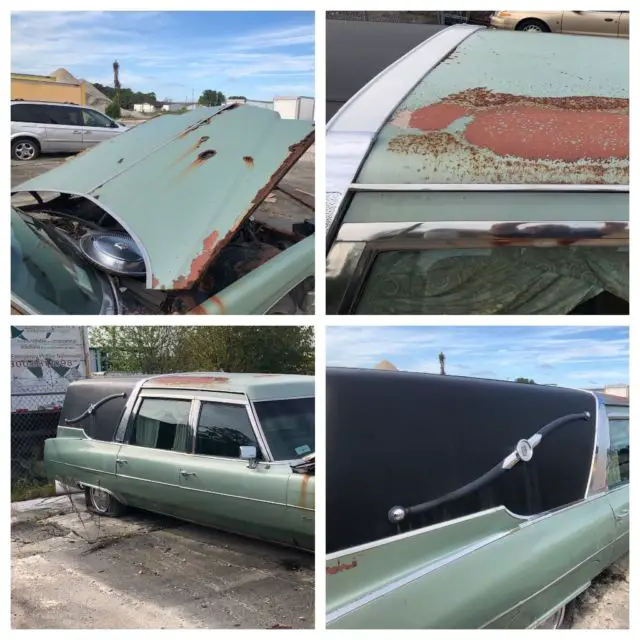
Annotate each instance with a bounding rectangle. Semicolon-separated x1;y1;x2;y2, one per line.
615;509;629;520
72;130;82;134
116;458;128;465
180;469;196;477
604;18;613;22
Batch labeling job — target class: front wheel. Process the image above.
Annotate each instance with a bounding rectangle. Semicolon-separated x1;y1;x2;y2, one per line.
516;19;551;33
85;487;126;517
12;138;40;161
535;600;576;629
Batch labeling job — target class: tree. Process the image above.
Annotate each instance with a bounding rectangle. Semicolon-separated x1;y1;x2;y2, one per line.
438;351;446;375
198;89;226;107
227;95;247;100
89;326;314;375
514;377;536;384
105;100;121;119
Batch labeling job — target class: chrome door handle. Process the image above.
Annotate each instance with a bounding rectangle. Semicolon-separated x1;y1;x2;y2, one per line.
180;470;196;477
615;509;629;520
72;130;82;134
115;458;128;465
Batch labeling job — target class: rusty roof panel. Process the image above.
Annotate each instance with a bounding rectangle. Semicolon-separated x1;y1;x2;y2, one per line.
13;105;314;290
356;30;628;185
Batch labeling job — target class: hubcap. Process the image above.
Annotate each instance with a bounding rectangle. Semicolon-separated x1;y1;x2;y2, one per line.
523;25;543;32
15;142;35;160
90;488;111;513
536;606;565;629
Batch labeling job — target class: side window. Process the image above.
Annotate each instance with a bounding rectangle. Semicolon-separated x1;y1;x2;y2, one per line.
48;105;82;126
83;109;114;128
607;417;629;487
195;402;260;459
12;104;50;124
129;398;192;453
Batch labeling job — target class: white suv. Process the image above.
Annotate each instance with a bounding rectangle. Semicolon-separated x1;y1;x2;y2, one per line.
11;100;128;161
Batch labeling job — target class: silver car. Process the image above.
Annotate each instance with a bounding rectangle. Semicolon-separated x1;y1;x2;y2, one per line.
11;100;128;161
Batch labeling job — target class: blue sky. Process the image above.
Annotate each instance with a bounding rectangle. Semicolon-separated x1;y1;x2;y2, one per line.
326;326;629;389
11;11;314;101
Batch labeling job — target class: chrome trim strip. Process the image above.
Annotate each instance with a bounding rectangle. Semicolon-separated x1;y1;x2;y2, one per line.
77;481;129;506
335;220;629;244
246;397;275;462
326;24;483;240
351;183;629;193
11;293;41;315
326;505;518;560
116;473;288;507
327;531;508;624
114;376;156;442
585;392;608;498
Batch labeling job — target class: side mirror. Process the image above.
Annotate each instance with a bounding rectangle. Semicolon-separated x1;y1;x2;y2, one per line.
240;445;258;469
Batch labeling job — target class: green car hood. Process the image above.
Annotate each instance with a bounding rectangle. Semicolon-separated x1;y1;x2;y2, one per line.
13;104;314;291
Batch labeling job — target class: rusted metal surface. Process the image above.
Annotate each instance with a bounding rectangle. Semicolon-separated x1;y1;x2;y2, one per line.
12;105;314;290
327;560;358;575
299;473;311;508
151;375;230;386
356;29;628;185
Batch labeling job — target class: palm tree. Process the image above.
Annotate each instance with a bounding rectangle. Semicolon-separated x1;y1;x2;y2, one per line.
439;351;446;375
113;60;121;107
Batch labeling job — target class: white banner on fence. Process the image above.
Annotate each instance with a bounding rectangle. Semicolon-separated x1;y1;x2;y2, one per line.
11;326;89;411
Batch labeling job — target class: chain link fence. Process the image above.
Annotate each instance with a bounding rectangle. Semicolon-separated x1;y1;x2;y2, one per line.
11;392;64;494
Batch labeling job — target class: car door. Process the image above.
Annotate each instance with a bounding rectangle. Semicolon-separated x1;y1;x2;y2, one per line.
177;394;291;545
82;108;120;148
605;413;629;561
561;10;621;37
44;104;86;153
618;11;629;37
114;391;195;519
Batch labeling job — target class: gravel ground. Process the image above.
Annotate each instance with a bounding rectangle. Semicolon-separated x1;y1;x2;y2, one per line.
11;495;313;629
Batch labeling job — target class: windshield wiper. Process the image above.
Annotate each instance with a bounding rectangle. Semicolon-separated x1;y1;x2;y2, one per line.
388;411;590;524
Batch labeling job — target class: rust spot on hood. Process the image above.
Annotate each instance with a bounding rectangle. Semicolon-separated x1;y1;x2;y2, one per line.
188;149;217;169
327;559;358;575
243;155;254;167
172;230;219;289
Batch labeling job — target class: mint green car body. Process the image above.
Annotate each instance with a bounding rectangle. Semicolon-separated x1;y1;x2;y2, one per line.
326;390;628;628
45;372;315;550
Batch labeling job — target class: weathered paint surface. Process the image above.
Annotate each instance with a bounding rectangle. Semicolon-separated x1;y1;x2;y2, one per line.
188;234;314;315
13;105;314;290
357;30;628;185
142;372;314;403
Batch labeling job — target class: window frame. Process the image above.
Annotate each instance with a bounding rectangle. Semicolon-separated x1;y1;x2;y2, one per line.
606;414;629;489
82;108;116;128
46;104;83;127
327;218;629;314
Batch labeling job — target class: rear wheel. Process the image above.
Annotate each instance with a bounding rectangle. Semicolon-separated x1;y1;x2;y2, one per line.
516;19;551;33
85;487;126;517
12;138;40;161
535;600;576;629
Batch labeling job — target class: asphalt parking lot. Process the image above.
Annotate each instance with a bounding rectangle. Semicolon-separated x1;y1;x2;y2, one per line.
12;495;313;629
11;147;315;233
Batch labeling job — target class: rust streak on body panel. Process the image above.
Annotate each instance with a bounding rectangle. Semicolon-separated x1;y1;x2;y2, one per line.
299;473;311;508
327;559;358;575
151;375;229;385
170;129;314;290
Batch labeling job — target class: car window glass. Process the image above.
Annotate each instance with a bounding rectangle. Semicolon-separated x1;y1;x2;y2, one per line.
607;417;629;487
47;105;82;127
196;402;259;459
355;247;629;315
254;397;315;460
83;109;114;128
130;398;192;452
12;103;50;124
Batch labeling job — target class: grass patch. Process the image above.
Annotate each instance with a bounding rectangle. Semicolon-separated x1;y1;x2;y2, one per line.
12;479;57;502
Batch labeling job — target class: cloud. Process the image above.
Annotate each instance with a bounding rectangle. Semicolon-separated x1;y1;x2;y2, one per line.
11;11;314;100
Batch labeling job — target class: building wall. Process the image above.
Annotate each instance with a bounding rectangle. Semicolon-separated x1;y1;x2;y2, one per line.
11;77;85;105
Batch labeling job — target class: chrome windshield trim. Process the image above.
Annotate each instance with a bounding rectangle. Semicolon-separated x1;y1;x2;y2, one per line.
326;24;483;241
247;397;275;462
335;220;630;244
351;183;629;193
585;391;609;498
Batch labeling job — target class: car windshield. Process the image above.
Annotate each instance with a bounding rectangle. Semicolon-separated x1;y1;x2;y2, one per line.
356;246;629;315
254;397;314;461
11;208;111;314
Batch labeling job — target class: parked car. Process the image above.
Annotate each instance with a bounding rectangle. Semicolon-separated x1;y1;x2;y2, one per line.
490;10;629;37
326;25;628;315
11;100;128;161
11;104;315;315
45;372;315;550
326;367;629;628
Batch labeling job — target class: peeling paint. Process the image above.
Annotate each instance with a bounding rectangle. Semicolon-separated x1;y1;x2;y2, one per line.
172;230;219;289
327;559;358;575
152;375;230;386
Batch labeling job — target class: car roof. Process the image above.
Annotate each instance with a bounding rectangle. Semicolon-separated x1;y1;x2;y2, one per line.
141;372;313;401
348;27;628;186
11;100;85;108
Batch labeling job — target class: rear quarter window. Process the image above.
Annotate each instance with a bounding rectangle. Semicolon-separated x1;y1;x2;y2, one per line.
12;103;50;124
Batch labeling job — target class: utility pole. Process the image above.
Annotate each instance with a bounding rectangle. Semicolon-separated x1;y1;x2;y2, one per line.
439;351;446;375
